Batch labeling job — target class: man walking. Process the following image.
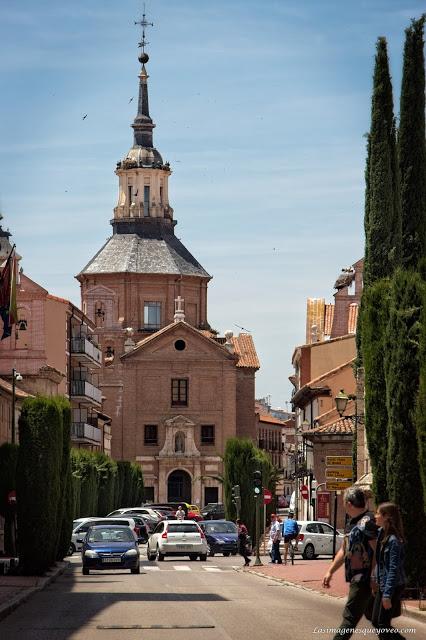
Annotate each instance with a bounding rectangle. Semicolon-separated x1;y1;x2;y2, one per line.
175;505;186;521
322;487;378;639
269;514;282;563
236;518;251;567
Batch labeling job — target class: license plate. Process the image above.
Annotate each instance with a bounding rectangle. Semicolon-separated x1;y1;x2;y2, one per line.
176;545;191;550
102;557;122;563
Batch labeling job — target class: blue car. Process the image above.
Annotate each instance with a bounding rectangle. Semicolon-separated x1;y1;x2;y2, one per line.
200;520;238;557
81;525;140;575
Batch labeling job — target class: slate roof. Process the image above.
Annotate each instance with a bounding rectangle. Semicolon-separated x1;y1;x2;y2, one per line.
79;233;210;278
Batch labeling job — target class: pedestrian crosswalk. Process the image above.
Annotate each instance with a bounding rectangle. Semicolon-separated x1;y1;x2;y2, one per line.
142;564;240;572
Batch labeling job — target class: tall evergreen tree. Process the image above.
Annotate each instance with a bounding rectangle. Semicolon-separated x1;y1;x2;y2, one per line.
399;16;426;269
364;37;401;286
415;285;426;512
385;270;426;584
361;280;390;503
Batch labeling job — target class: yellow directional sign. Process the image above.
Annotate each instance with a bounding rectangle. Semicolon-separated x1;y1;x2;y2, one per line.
326;468;353;480
326;456;352;467
326;480;353;491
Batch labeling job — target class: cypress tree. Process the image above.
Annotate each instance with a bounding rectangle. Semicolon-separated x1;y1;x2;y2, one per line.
95;452;118;516
17;397;62;575
364;37;401;286
415;288;426;512
385;270;426;584
0;443;19;556
361;280;391;502
54;397;74;560
399;16;426;269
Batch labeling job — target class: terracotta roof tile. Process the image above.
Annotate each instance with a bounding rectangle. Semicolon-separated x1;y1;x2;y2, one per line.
0;377;30;399
324;304;335;336
348;303;358;334
257;414;285;426
310;418;354;435
231;333;260;369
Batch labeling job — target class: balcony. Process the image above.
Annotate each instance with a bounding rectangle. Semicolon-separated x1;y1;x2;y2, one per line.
70;380;102;406
71;337;102;367
71;422;102;444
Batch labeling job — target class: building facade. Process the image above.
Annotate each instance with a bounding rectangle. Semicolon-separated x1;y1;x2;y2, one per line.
76;24;259;505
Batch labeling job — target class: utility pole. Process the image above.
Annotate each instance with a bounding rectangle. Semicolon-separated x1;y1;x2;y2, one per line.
253;470;263;566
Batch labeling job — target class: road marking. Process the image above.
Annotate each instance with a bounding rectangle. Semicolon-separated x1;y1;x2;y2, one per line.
204;567;222;572
143;566;160;570
173;565;191;571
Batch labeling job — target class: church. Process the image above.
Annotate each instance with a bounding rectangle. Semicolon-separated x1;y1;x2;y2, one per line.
76;14;260;506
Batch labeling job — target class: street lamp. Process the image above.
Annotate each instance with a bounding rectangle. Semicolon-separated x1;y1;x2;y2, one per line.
335;389;350;417
11;368;23;444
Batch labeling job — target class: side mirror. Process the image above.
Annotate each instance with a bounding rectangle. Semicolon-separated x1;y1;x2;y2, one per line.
77;539;84;544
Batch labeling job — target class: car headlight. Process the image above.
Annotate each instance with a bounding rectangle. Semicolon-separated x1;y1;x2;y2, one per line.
125;549;138;556
84;550;99;558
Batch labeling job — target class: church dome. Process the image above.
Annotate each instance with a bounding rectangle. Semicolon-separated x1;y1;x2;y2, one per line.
121;145;163;168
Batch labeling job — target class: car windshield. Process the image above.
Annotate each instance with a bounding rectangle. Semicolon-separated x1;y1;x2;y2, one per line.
88;528;134;543
205;522;236;534
168;524;199;533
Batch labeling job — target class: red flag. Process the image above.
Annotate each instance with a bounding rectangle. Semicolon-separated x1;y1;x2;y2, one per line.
0;247;17;340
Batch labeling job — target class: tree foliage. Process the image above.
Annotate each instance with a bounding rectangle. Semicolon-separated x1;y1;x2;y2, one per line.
16;397;62;575
0;443;19;556
54;397;74;561
399;17;426;269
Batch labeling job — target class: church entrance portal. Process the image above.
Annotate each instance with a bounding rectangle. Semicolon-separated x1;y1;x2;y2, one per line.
167;470;192;503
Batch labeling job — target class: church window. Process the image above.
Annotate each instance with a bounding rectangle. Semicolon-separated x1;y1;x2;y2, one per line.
201;424;215;445
144;301;161;329
128;185;133;204
144;186;150;216
160;186;163;204
174;339;186;351
171;379;188;406
144;424;158;445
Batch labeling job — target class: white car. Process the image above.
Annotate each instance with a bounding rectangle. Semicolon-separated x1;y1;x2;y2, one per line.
147;519;208;561
295;520;344;560
107;507;161;520
70;517;137;553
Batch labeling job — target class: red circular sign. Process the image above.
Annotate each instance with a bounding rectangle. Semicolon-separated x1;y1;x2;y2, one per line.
263;488;273;505
300;485;309;500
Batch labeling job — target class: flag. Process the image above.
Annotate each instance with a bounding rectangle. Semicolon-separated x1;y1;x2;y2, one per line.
0;247;17;340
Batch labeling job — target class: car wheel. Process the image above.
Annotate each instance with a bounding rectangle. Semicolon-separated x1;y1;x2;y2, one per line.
223;552;230;557
199;554;207;561
231;551;237;556
68;543;75;556
302;544;315;560
131;565;141;574
147;550;156;561
189;554;198;561
208;548;215;557
82;567;89;575
157;546;165;561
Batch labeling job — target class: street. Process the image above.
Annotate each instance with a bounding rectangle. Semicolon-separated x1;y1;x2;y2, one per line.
1;550;425;640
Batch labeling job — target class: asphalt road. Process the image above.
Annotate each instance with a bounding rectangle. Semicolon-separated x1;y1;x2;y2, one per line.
1;550;424;640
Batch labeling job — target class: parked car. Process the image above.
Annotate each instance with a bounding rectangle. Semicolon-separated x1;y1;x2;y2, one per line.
81;524;140;575
70;517;137;554
200;503;225;520
199;520;238;557
296;520;344;560
107;507;161;521
146;503;203;522
147;519;208;561
110;514;149;543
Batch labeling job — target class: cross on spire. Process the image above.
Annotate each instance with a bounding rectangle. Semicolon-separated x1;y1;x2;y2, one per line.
134;4;153;55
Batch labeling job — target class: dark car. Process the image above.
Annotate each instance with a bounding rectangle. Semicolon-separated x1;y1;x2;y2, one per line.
110;514;149;543
200;520;238;556
81;525;140;575
201;503;225;520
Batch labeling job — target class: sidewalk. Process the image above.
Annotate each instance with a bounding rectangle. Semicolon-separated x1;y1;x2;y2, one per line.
247;557;426;624
0;562;69;622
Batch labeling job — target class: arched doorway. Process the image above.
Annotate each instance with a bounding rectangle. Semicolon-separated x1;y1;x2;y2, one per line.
167;469;192;503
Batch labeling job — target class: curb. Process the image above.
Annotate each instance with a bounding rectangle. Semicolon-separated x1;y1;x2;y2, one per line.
241;568;426;625
0;561;69;623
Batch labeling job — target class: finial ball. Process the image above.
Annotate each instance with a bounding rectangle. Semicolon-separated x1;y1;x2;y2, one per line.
138;52;149;64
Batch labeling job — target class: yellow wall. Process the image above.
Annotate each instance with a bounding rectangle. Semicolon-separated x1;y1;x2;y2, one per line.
310;336;356;382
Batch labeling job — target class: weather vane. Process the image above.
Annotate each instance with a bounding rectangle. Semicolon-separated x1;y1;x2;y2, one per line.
135;3;153;56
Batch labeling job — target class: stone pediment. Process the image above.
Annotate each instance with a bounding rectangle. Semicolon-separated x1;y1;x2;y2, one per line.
85;285;116;298
159;414;200;458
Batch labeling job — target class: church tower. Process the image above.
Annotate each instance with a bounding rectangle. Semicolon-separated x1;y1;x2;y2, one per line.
77;13;211;347
77;12;259;503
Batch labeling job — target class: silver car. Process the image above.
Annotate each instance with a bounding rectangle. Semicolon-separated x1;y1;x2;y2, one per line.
147;519;208;561
70;517;137;554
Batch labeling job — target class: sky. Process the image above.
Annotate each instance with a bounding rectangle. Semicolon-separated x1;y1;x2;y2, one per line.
0;0;424;407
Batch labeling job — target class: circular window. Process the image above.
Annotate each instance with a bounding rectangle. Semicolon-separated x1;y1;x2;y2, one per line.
174;339;186;351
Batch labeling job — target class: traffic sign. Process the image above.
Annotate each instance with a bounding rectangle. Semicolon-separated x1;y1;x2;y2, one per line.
300;484;309;499
326;456;352;467
326;480;352;491
326;467;353;480
263;488;273;505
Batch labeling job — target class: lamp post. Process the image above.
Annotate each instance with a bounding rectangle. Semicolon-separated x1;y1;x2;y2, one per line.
11;368;23;444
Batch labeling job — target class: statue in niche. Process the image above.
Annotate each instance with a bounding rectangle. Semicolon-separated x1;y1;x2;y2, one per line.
175;432;185;453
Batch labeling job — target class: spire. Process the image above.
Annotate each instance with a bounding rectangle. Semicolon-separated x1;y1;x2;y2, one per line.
132;7;155;148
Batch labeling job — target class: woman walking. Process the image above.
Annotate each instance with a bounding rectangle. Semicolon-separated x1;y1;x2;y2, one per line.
236;518;251;567
371;502;406;640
